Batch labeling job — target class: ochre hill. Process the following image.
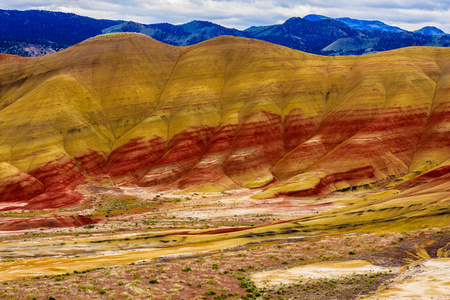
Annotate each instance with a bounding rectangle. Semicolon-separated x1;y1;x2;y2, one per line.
0;33;449;211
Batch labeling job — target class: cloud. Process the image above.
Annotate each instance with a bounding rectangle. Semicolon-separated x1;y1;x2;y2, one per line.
3;0;450;32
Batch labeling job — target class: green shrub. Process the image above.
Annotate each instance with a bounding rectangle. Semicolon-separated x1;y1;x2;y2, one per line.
204;290;216;295
239;280;249;288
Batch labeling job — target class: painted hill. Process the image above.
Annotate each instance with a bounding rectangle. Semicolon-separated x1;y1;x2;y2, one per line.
0;33;449;217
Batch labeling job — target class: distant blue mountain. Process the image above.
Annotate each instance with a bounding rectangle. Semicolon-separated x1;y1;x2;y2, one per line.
415;26;446;36
304;14;406;33
102;20;246;46
0;9;122;45
244;17;363;53
302;14;330;22
336;17;406;33
0;9;122;56
1;9;449;57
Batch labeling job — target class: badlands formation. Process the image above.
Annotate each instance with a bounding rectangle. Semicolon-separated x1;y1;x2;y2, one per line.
0;33;449;299
1;33;450;209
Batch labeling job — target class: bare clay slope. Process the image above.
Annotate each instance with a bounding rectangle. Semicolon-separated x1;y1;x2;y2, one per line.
0;33;449;214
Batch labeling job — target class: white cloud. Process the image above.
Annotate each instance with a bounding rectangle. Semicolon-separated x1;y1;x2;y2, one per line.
3;0;450;32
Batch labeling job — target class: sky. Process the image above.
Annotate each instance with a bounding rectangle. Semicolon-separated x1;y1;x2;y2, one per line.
3;0;450;33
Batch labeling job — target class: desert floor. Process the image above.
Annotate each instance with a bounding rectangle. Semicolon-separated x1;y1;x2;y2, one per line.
0;185;448;299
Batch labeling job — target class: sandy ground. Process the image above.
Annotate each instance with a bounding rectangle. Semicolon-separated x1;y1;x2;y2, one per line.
71;185;340;232
251;258;450;299
117;186;338;219
251;260;398;287
367;258;450;299
0;187;340;259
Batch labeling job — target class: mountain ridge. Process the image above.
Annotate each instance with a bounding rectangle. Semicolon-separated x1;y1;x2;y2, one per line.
1;9;449;57
303;14;407;33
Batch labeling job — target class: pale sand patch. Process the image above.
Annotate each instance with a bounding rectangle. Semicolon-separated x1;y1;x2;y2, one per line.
367;258;450;299
0;202;27;210
251;260;396;287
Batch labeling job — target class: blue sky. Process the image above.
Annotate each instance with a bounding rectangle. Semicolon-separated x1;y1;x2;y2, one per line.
4;0;450;33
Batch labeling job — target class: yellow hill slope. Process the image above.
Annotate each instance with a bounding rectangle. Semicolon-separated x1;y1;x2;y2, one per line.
0;34;448;215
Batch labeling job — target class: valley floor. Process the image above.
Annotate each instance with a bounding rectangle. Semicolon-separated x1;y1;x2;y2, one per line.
0;186;448;299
